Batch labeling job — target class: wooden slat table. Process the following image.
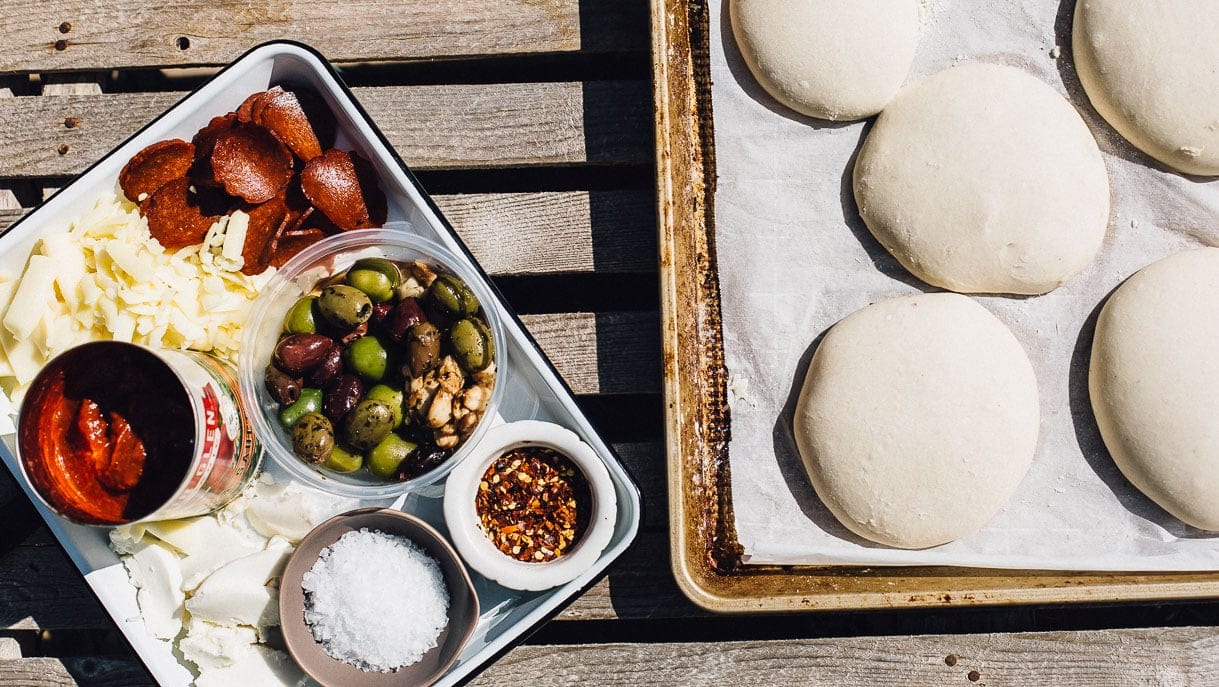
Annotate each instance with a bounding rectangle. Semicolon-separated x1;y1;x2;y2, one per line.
0;1;1217;685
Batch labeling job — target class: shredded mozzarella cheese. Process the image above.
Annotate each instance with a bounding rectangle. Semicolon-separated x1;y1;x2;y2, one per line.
0;194;274;401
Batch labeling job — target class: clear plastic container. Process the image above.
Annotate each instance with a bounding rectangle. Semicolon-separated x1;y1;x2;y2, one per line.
238;225;508;499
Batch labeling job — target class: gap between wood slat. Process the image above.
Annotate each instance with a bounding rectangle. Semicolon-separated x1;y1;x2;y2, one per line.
0;81;651;178
0;0;647;73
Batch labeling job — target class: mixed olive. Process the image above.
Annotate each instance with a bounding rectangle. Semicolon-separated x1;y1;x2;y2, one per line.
264;257;496;481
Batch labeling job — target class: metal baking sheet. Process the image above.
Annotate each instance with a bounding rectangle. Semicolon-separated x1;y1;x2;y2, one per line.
653;0;1219;613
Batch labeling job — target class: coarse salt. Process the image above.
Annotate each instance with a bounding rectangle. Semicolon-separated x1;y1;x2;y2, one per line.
302;528;450;672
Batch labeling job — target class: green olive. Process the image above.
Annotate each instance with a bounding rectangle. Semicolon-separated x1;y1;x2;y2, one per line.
426;273;480;320
343;335;389;382
282;296;319;334
291;412;334;464
342;399;396;451
345;268;395;304
317;284;373;329
324;443;364;473
367;433;418;480
449;317;494;372
278;387;323;428
351;258;401;289
365;383;404;428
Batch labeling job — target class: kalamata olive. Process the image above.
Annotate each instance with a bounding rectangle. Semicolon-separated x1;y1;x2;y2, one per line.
369;302;393;329
323;373;364;424
264;364;302;405
426;273;480;321
342;399;396;451
449;317;494;372
317;284;373;329
282;296;319;334
365;383;404;428
343;335;389;382
351;257;402;288
396;443;451;480
406;322;441;377
384;298;425;342
291;412;334;464
278;388;323;428
324;444;363;473
273;333;335;375
305;345;343;388
345;268;395;304
367;433;418;480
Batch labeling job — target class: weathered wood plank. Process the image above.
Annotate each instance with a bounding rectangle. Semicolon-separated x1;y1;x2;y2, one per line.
0;0;648;73
5;627;1219;687
0;657;150;687
435;191;656;275
0;81;651;178
469;629;1219;686
521;312;660;396
0;189;657;275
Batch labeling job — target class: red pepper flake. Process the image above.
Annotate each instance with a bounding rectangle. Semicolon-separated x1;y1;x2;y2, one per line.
475;447;589;563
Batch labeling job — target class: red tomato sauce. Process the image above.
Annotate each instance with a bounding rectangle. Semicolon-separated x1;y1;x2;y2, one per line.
19;345;195;525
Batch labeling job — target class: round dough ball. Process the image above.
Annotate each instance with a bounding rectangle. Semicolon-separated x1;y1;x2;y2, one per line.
1075;1;1219;176
730;0;921;121
794;293;1040;549
1089;248;1219;530
853;63;1110;295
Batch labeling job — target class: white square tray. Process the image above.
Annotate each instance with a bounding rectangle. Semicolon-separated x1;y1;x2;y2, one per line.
0;41;641;686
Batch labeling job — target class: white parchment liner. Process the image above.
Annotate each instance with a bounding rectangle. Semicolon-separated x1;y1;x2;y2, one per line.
712;0;1219;569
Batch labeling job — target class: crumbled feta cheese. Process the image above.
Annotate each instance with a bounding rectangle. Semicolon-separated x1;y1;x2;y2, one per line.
123;541;186;640
109;474;360;685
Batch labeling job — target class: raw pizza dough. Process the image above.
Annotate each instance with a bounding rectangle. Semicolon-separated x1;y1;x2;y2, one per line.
853;63;1110;295
1074;1;1219;176
793;293;1040;549
730;0;921;121
1089;248;1219;531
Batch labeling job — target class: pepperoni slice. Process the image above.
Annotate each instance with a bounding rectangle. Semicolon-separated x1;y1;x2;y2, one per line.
254;88;325;161
239;195;288;276
118;139;194;203
210;123;293;204
300;149;387;231
141;178;228;250
190;113;237;185
236;91;266;123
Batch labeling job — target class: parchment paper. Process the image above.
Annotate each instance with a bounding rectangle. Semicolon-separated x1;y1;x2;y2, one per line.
713;0;1219;570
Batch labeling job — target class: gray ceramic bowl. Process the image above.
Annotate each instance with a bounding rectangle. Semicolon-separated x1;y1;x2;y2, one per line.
279;508;480;687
